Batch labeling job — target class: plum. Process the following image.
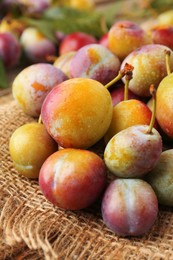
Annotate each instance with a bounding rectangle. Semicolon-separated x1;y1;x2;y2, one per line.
9;122;57;179
104;99;158;144
99;32;109;49
104;75;158;143
0;32;20;68
12;63;68;117
4;0;51;14
104;125;162;178
110;83;140;107
21;0;51;14
108;20;152;61
53;51;76;78
70;43;120;85
150;25;173;50
121;44;173;97
20;27;56;63
158;10;173;26
0;16;25;38
41;78;113;149
140;18;159;33
69;0;95;10
101;179;158;236
59;32;97;55
145;149;173;206
39;148;107;210
156;73;173;139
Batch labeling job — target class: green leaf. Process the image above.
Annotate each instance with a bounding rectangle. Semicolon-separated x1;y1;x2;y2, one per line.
0;59;8;89
42;6;92;19
20;18;57;42
20;6;105;41
150;0;173;13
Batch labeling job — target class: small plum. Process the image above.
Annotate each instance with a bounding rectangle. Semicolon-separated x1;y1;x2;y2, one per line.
0;16;25;38
70;43;120;85
104;73;158;143
12;63;68;117
104;99;157;144
99;33;109;49
6;0;51;15
150;25;173;50
110;83;139;107
156;73;173;139
140;18;159;33
59;32;97;55
121;44;173;97
39;148;107;210
53;51;76;78
157;10;173;26
21;0;51;14
9;122;57;179
145;149;173;206
41;78;113;149
69;0;95;10
0;32;20;68
108;20;152;61
20;27;56;63
104;87;162;178
104;125;162;178
101;179;158;236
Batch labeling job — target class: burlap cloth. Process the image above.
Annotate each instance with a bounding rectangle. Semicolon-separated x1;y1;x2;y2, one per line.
1;99;173;260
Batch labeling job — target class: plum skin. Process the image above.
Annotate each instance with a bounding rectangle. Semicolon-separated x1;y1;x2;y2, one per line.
12;63;68;117
41;78;113;149
39;148;107;210
110;84;139;107
70;43;120;85
151;26;173;49
121;44;173;97
53;51;76;78
0;32;20;68
59;32;97;55
108;20;152;61
9;122;58;179
104;125;162;178
102;179;158;236
20;27;56;63
145;149;173;206
156;73;173;139
104;99;157;144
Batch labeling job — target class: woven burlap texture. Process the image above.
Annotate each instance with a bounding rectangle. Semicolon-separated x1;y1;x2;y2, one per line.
1;100;173;260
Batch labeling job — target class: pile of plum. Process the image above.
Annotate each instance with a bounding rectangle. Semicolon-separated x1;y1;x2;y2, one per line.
4;9;173;237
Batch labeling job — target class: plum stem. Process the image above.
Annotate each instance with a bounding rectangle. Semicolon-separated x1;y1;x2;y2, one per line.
46;55;57;63
100;16;108;33
146;85;156;134
165;49;171;75
38;115;42;124
124;69;133;101
104;71;124;89
105;63;134;89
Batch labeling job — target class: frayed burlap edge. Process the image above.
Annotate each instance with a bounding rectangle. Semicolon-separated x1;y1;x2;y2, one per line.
1;100;173;260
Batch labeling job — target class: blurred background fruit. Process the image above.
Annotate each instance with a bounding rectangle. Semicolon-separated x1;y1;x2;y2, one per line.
1;0;173;92
59;32;97;55
20;27;57;63
0;32;21;68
